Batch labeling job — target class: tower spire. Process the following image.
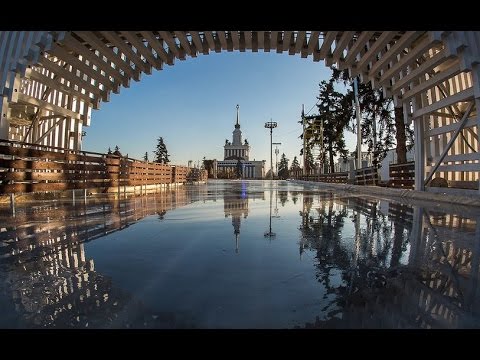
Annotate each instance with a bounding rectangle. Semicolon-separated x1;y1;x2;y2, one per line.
235;104;240;128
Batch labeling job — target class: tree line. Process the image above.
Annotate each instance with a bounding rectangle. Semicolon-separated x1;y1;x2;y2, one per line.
107;137;171;164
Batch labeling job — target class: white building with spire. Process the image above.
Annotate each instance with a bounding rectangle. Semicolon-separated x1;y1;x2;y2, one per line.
214;105;265;179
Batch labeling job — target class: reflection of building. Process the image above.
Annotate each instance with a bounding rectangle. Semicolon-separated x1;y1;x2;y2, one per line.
223;184;249;253
214;105;265;179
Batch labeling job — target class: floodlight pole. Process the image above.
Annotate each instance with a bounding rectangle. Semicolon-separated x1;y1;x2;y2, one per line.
264;120;277;180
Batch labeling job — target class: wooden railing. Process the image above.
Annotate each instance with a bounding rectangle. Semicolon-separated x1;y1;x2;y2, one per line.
388;161;415;189
0;139;202;195
355;166;379;185
295;172;349;183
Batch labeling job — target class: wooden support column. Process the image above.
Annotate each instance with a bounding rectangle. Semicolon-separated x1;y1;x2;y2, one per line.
0;96;9;139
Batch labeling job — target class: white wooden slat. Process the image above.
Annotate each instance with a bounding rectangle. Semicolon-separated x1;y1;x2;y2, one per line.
120;31;163;70
48;45;119;92
378;35;442;87
354;31;399;75
331;31;355;63
391;48;448;93
433;152;480;163
369;31;425;76
63;33;128;87
100;31;151;74
413;87;474;118
17;92;83;121
343;31;375;66
402;61;463;101
317;31;337;60
77;31;140;81
426;117;477;137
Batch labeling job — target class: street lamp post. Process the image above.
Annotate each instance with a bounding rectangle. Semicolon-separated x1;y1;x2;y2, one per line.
273;142;281;179
264;120;277;180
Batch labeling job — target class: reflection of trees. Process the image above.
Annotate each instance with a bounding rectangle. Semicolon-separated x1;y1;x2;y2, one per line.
297;193;480;328
278;190;288;207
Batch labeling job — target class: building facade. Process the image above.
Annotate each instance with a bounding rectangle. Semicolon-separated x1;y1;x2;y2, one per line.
215;105;265;179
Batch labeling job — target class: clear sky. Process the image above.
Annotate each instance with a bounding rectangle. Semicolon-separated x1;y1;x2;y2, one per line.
83;51;357;172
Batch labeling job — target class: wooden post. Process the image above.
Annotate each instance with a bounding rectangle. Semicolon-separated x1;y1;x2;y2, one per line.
10;193;15;216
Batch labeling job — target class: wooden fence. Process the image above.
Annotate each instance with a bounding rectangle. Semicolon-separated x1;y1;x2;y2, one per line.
388;161;415;189
0;139;201;195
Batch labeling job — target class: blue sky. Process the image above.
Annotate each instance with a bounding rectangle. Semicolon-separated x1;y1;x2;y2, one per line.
83;51;357;171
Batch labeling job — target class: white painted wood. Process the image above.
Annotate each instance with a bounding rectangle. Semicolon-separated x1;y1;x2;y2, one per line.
427;116;477;136
331;31;355;63
343;31;375;66
413;87;474;118
121;31;163;70
17;92;84;121
353;31;399;76
77;31;140;81
100;31;151;74
432;152;480;162
402;61;462;101
317;31;337;60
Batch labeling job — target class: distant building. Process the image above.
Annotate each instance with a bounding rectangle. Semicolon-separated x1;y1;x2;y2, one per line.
213;105;265;179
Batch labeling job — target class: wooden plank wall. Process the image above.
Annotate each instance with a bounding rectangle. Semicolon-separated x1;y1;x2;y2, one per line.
0;139;191;194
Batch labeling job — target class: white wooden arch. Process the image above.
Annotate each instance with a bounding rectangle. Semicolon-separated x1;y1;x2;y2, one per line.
0;31;479;191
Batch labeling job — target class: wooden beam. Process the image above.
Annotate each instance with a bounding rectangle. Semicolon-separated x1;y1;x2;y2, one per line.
402;62;463;102
37;56;108;101
190;32;208;55
25;68;98;107
99;31;151;74
139;31;170;64
391;49;448;93
353;31;399;76
282;31;292;52
174;31;195;56
243;31;252;50
216;31;228;50
63;33;128;87
426;116;477;136
16;93;84;121
432;152;480;163
424;102;475;184
48;44;120;92
120;31;163;70
378;35;443;87
306;31;320;56
316;31;337;61
294;31;306;54
343;31;375;66
413;87;474;118
203;31;216;51
230;31;240;50
331;31;355;63
76;31;140;81
368;31;424;77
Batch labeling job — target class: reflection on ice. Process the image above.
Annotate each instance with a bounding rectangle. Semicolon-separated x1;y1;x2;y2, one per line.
0;180;479;328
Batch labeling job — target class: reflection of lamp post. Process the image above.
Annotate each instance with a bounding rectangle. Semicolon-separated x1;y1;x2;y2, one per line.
273;142;281;179
264;188;276;240
264;120;277;180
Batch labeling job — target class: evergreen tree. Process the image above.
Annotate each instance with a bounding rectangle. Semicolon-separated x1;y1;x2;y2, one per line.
278;153;289;179
304;145;315;175
331;67;413;165
315;78;350;173
143;152;149;161
107;147;112;155
154;137;170;164
290;156;301;171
